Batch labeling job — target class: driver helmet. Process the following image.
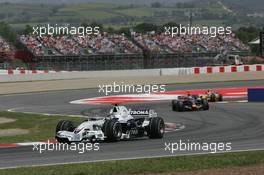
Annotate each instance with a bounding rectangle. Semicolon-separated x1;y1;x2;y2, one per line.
111;104;119;115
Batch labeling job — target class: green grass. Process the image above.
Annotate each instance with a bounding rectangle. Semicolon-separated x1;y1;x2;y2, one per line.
60;3;116;11
0;3;52;14
77;10;117;20
115;7;153;17
192;20;227;27
58;3;118;20
10;23;47;30
0;2;235;28
0;112;83;143
0;151;264;175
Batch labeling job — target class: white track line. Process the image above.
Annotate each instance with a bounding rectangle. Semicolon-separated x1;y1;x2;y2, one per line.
216;100;248;104
7;108;84;118
1;148;264;170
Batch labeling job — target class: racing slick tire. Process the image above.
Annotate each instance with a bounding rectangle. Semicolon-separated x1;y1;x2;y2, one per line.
218;94;223;101
172;100;184;112
101;119;110;134
176;101;184;112
202;100;209;110
148;117;165;139
55;120;75;143
172;100;177;111
209;94;216;102
104;119;122;142
56;120;75;133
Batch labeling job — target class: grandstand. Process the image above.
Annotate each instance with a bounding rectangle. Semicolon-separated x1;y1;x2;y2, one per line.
19;33;142;56
132;32;250;53
0;36;14;67
12;32;253;70
19;32;249;56
0;37;12;69
0;36;13;56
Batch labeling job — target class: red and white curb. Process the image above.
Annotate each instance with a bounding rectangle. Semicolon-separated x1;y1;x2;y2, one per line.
0;69;72;75
0;140;58;148
162;64;264;75
0;69;57;75
193;64;264;74
1;64;263;76
165;123;185;132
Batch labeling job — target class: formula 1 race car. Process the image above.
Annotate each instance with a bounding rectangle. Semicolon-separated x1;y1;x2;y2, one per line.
172;95;209;112
55;105;165;143
202;91;223;102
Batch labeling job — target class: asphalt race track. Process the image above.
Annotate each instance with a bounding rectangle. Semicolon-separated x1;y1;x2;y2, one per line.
0;80;264;169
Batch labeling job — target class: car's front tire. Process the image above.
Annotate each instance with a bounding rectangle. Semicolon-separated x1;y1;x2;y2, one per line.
56;120;75;133
55;120;75;143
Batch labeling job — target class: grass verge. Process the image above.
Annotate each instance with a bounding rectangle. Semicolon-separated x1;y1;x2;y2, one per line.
0;112;83;143
0;151;264;175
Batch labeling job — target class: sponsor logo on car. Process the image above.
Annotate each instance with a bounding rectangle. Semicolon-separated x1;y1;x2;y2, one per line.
130;110;150;115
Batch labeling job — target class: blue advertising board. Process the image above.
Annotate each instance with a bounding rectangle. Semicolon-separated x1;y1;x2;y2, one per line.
248;88;264;102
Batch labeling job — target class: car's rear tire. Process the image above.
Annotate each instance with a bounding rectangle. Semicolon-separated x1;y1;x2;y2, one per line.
202;100;209;110
218;94;223;101
104;119;122;142
102;119;110;133
172;100;177;111
210;94;216;102
148;117;165;139
55;120;75;143
172;100;184;112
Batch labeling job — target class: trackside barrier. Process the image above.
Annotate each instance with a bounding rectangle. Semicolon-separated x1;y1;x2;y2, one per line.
161;67;194;76
0;69;161;76
248;88;264;102
161;64;264;76
1;65;264;76
0;69;56;75
0;69;161;82
0;65;264;82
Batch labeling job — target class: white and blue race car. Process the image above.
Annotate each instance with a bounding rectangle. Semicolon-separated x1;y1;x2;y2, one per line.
55;105;165;143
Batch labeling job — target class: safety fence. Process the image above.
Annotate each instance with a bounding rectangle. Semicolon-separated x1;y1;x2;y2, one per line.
30;51;250;71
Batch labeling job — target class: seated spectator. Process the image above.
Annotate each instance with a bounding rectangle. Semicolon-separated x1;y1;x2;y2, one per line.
19;31;250;56
0;36;13;54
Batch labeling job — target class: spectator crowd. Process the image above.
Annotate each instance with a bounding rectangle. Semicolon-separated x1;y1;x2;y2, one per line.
19;32;250;56
133;32;250;53
20;33;142;56
0;36;13;55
